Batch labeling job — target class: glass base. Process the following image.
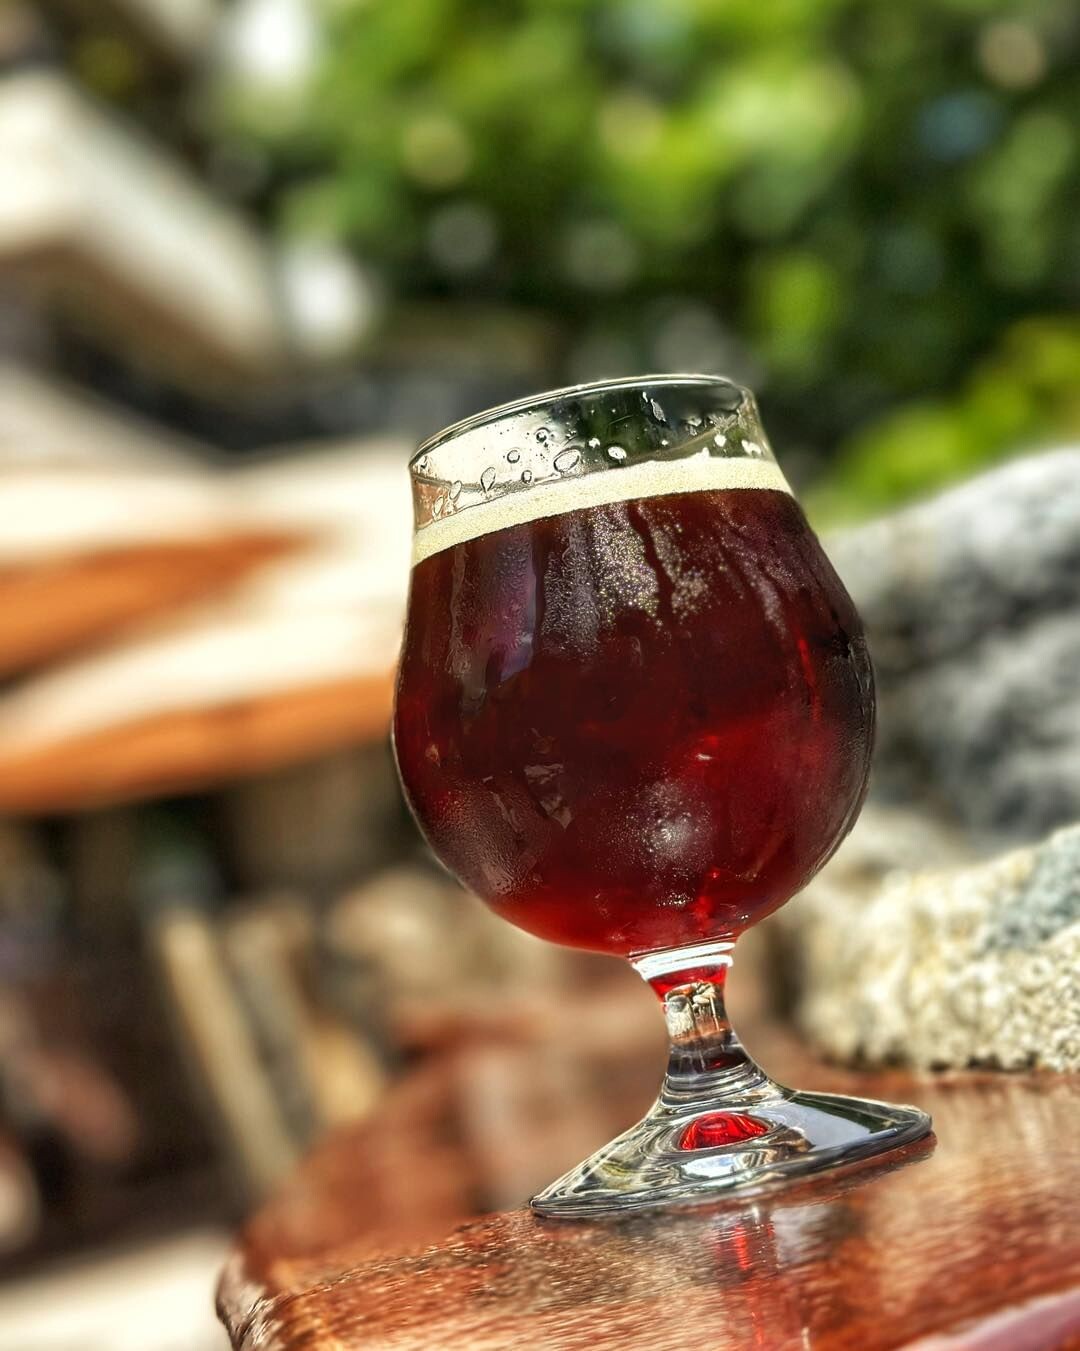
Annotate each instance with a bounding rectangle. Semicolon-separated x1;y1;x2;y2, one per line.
531;1086;931;1218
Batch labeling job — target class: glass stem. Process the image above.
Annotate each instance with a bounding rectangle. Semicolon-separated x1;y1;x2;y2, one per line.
631;939;774;1115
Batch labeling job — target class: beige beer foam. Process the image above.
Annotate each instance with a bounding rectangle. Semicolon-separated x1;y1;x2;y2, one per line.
411;453;793;566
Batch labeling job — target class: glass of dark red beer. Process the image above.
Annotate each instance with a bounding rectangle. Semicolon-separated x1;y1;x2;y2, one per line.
394;375;930;1216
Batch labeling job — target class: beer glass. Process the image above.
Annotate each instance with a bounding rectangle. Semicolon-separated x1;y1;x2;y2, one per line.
394;375;930;1217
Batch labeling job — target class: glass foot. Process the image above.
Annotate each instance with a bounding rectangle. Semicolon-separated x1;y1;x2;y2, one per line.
531;940;931;1219
531;1087;931;1218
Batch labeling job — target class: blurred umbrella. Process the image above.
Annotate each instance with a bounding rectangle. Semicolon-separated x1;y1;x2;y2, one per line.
0;71;289;389
0;444;412;813
0;364;300;676
0;361;205;471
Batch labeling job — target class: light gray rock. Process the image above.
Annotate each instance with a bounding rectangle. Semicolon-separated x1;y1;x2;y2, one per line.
788;822;1080;1072
828;449;1080;841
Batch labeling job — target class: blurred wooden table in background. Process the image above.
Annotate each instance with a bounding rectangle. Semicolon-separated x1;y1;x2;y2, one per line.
216;1023;1080;1350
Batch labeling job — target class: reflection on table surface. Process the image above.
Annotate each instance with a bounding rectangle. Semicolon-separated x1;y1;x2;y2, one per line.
219;1049;1080;1351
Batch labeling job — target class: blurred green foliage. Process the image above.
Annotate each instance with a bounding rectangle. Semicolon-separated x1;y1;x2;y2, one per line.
226;0;1080;516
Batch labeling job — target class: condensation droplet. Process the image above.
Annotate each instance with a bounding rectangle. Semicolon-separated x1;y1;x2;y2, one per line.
535;427;551;444
481;467;497;491
553;447;581;473
449;480;462;500
713;432;727;448
660;438;670;447
416;455;430;473
606;445;627;462
506;450;520;465
587;436;601;449
431;494;446;518
650;398;666;422
741;439;763;458
521;469;533;484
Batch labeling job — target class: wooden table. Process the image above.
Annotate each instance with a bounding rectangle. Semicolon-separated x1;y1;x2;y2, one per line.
217;1038;1080;1350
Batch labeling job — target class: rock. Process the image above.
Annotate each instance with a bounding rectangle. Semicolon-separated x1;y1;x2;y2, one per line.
803;801;973;888
828;449;1080;841
787;822;1080;1072
767;802;971;1017
788;455;1080;1071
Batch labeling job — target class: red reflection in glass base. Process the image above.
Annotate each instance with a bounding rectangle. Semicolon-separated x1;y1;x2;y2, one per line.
678;1112;770;1151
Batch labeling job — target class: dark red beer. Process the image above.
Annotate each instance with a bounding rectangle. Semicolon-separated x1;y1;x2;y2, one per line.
393;487;873;956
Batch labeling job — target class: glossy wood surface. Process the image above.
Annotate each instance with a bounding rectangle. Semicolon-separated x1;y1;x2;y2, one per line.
217;1027;1080;1350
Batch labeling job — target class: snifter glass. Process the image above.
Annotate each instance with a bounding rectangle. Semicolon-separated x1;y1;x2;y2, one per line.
393;375;930;1217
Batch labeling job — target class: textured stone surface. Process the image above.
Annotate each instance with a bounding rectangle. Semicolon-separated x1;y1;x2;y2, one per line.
828;449;1080;841
789;823;1080;1072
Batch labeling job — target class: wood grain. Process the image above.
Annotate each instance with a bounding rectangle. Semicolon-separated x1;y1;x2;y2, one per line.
217;1034;1080;1350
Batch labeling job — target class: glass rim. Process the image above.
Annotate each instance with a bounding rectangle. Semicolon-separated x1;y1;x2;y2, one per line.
411;372;748;469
